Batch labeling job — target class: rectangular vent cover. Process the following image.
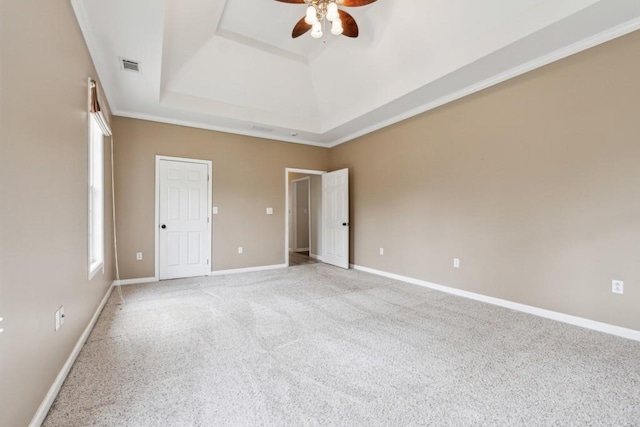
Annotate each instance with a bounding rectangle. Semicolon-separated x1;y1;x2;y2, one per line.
251;125;274;133
121;59;140;72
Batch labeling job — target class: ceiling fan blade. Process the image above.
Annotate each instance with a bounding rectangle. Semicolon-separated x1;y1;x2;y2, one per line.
338;9;359;38
275;0;306;3
292;16;312;38
339;0;377;6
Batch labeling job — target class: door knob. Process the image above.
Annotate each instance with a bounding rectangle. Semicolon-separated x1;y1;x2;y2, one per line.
342;222;349;226
161;224;167;229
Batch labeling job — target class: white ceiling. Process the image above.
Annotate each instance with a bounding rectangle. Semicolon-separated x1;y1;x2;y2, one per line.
72;0;640;147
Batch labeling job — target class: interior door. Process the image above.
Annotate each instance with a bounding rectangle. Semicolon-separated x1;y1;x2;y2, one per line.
159;159;210;280
322;168;349;269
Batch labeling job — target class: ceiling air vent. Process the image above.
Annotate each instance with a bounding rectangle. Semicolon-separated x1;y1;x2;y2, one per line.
120;58;140;73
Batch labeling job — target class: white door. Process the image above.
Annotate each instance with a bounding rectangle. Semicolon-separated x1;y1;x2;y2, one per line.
158;159;210;280
322;168;349;269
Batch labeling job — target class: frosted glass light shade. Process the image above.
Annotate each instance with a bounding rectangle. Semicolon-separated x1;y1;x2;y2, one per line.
326;2;339;21
331;18;343;35
305;6;318;25
311;21;323;38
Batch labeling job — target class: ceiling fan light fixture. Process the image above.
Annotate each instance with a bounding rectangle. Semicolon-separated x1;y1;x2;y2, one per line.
326;2;339;21
331;18;343;35
305;6;318;25
278;0;375;39
311;21;323;38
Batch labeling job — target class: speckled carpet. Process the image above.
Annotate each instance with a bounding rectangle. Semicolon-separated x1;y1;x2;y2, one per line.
44;264;640;426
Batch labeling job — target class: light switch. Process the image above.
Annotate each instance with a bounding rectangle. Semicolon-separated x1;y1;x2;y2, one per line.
212;206;219;215
266;207;273;215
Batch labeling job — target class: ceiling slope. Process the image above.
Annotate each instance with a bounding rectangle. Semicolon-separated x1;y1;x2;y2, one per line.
72;0;640;147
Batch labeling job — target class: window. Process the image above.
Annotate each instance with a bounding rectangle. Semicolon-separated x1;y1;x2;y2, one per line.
87;79;111;279
88;114;105;278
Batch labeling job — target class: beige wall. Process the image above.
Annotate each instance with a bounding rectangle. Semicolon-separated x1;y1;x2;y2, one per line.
0;2;114;426
329;31;640;331
294;177;310;250
113;117;329;278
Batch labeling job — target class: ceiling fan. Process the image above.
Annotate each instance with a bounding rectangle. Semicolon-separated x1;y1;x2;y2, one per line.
275;0;377;39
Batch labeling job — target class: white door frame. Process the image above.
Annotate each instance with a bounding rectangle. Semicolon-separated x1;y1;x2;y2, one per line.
291;176;311;252
285;168;325;266
155;155;213;280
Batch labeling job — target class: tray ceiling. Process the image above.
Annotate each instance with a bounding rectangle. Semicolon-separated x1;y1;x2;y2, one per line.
72;0;640;147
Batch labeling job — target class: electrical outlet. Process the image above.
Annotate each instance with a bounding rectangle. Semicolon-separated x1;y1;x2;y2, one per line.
379;248;384;255
266;207;273;215
0;316;4;334
453;258;460;268
238;246;244;254
612;280;624;295
136;252;143;260
55;309;61;331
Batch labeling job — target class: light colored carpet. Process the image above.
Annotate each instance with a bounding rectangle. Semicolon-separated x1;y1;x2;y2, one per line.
44;264;640;426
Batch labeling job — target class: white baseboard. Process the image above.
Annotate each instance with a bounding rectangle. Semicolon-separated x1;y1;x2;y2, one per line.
293;248;310;252
30;283;114;426
351;264;640;342
309;253;323;261
210;264;287;276
115;277;158;286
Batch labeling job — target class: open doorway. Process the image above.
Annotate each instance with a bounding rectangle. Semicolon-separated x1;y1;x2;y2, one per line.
291;176;310;259
286;168;325;267
285;167;350;269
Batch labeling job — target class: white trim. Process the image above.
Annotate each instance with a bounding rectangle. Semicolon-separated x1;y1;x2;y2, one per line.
155;156;212;281
113;110;329;148
29;283;114;427
209;264;287;276
292;179;297;252
108;18;640;149
87;88;106;281
114;277;158;286
327;17;640;148
306;176;311;260
309;253;323;261
351;264;640;342
294;248;310;252
285;168;326;267
71;3;115;114
88;261;104;280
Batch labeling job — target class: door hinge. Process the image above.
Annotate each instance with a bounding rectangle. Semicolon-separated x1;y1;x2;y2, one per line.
207;217;210;223
207;259;209;265
208;174;210;182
